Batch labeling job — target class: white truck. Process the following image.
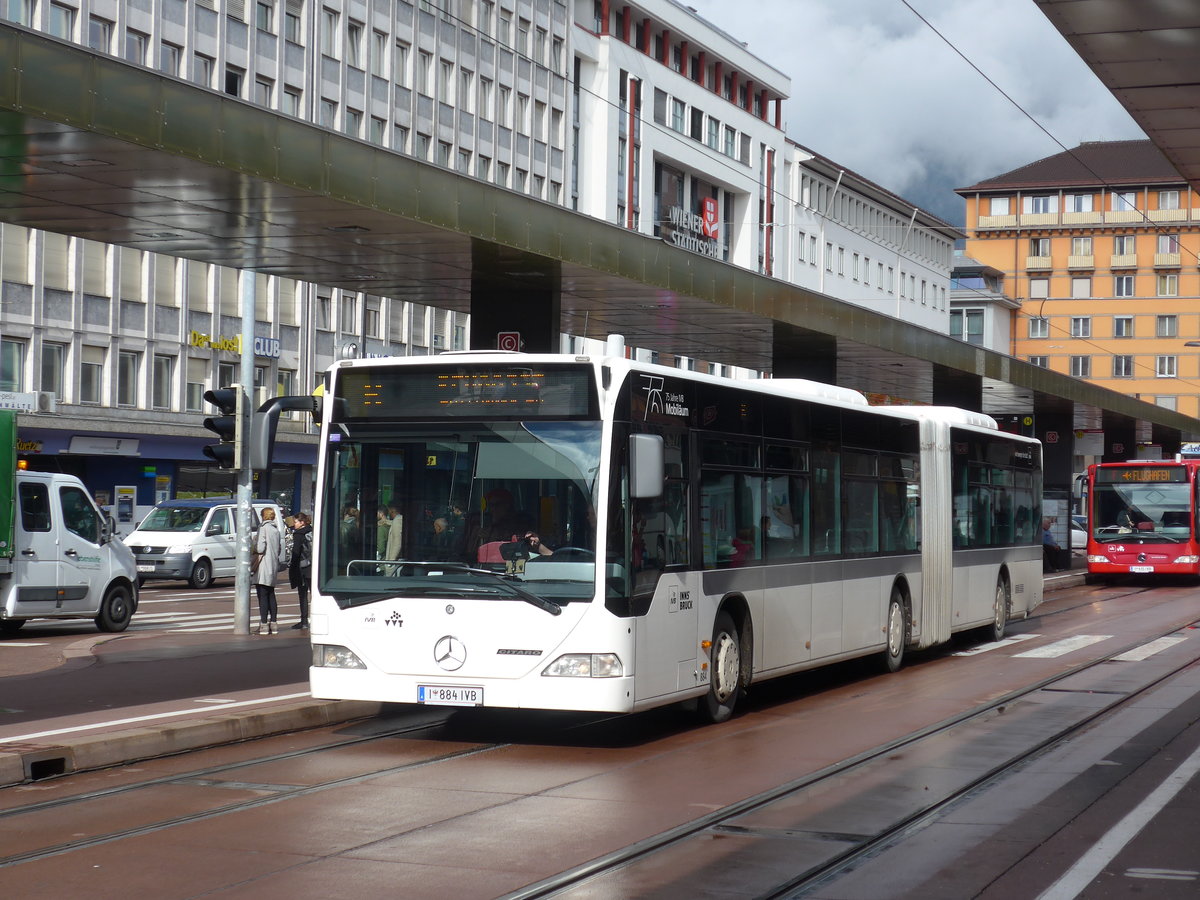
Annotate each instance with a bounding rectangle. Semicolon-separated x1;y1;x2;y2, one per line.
0;411;139;634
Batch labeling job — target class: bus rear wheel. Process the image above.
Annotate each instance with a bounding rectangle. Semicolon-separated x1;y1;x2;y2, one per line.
883;588;907;673
702;611;743;723
985;575;1010;643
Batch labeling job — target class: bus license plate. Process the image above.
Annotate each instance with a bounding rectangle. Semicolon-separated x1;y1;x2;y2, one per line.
1130;565;1155;573
418;685;483;706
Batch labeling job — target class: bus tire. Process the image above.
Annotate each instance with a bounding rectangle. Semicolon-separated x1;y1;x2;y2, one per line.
0;620;25;635
702;611;743;723
1083;573;1106;586
95;584;134;633
985;574;1010;643
189;558;214;589
883;588;907;673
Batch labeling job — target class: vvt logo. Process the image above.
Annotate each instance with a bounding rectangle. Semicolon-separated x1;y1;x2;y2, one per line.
385;611;404;627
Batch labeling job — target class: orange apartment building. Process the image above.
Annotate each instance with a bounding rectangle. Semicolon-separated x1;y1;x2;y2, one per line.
957;140;1200;419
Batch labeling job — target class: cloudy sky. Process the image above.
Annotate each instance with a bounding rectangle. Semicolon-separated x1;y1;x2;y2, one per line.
684;0;1144;226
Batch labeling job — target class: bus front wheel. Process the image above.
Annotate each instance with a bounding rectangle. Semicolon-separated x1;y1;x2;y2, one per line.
702;611;743;723
985;575;1010;643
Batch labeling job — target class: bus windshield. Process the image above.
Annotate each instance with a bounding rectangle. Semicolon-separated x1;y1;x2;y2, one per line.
320;421;602;607
1090;478;1193;542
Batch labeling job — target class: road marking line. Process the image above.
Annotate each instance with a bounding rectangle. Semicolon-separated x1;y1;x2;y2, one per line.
1125;868;1197;881
0;691;312;743
0;642;48;648
1113;636;1188;662
1037;741;1200;899
951;634;1040;656
1015;635;1112;658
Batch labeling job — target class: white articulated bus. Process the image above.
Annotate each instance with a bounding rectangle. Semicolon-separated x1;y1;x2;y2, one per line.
308;338;1043;721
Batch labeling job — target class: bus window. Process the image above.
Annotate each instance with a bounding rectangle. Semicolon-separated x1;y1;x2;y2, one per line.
701;471;763;568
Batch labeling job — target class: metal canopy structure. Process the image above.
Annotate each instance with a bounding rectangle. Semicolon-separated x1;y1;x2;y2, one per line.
1036;0;1200;189
2;22;1197;445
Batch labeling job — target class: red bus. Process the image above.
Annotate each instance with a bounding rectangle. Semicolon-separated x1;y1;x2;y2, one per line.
1085;459;1200;582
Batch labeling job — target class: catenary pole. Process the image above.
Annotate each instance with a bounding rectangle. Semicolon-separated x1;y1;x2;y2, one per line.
234;272;255;634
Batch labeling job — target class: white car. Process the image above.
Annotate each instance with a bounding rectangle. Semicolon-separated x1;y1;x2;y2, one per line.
128;499;283;588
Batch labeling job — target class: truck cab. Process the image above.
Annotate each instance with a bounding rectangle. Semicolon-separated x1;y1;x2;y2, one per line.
1;469;139;634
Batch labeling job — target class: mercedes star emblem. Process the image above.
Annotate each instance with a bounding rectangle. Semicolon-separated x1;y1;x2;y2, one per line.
434;635;467;671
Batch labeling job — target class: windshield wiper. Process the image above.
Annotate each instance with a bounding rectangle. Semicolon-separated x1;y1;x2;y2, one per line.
464;567;563;616
331;564;563;616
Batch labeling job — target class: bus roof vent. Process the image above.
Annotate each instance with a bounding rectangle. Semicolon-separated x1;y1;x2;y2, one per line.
770;379;869;407
605;334;626;358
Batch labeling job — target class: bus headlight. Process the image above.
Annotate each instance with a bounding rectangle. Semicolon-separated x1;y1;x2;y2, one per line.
1173;555;1200;564
542;653;623;678
1087;554;1110;564
312;644;366;669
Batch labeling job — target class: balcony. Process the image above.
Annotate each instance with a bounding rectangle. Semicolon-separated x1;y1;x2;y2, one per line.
1026;255;1052;270
1067;255;1094;270
976;214;1017;228
1105;210;1144;223
1148;208;1187;222
1110;254;1138;268
1154;252;1182;268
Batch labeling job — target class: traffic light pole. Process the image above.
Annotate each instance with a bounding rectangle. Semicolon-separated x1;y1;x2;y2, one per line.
234;274;256;635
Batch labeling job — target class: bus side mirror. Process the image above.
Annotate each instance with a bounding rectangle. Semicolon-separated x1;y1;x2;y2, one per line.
630;433;664;499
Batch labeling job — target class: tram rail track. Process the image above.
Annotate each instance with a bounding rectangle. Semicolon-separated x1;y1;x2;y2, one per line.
499;618;1200;899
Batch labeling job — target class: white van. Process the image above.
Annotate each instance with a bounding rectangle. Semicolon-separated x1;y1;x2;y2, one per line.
0;470;139;634
127;498;284;588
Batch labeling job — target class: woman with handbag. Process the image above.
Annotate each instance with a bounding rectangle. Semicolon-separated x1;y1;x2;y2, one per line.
254;507;283;634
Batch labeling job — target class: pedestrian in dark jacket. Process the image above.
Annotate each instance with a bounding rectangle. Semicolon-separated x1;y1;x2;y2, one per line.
289;511;313;630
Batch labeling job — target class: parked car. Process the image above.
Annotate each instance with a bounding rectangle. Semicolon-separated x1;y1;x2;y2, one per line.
128;499;283;588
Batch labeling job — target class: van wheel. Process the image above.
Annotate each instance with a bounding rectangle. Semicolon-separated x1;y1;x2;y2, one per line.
701;611;743;723
0;620;25;635
189;559;214;589
95;584;133;633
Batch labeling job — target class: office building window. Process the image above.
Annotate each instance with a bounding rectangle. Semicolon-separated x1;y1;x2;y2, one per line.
81;346;105;403
1114;275;1135;297
285;9;301;42
1071;277;1091;298
1157;274;1178;297
256;1;274;32
1114;234;1135;255
186;358;207;412
321;8;339;57
1070;317;1091;338
989;196;1010;216
1071;236;1092;255
152;355;174;409
88;16;113;52
1156;315;1178;338
1028;355;1048;368
1156;396;1178;411
1029;277;1049;299
125;29;148;65
1159;190;1180;210
1157;356;1177;378
48;2;75;39
41;343;66;399
1028;316;1050;339
1113;355;1134;378
0;339;25;392
1113;315;1133;338
118;351;140;406
1029;237;1050;256
1070;356;1091;378
1157;233;1180;254
1024;195;1057;214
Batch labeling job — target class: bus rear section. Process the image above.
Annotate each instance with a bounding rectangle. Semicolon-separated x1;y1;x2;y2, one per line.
1086;460;1200;580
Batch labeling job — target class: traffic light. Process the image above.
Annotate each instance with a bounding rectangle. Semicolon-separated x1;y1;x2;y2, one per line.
202;386;245;470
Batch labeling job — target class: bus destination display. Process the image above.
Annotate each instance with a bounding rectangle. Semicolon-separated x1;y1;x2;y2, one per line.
336;365;596;419
1095;466;1187;484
